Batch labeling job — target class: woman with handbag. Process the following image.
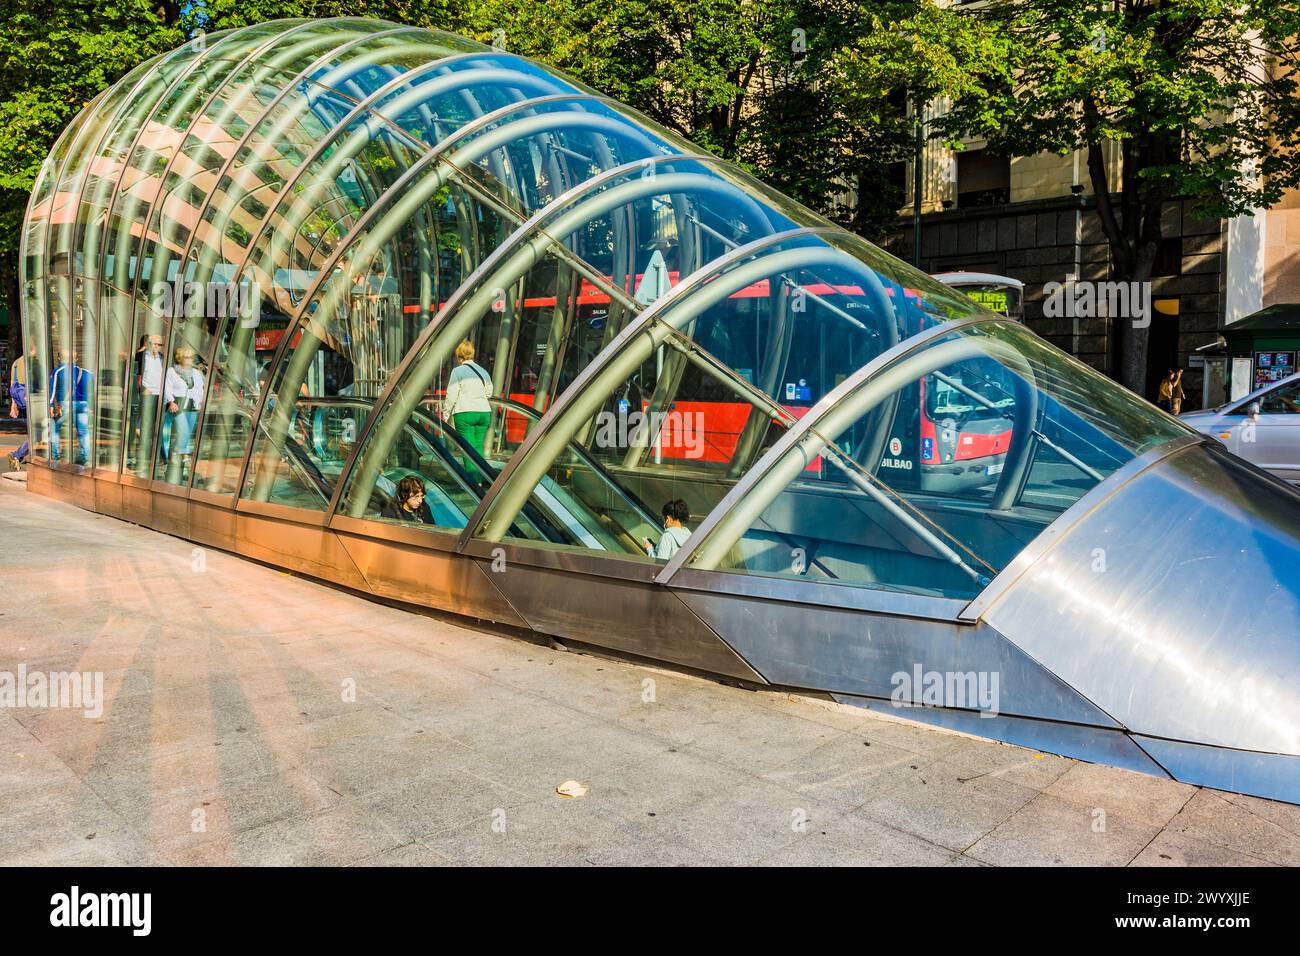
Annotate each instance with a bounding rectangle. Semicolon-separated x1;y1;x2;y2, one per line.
162;346;206;481
442;339;493;480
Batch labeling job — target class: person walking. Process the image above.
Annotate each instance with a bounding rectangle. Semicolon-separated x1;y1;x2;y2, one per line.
1157;368;1185;414
162;346;205;482
8;352;29;468
131;333;164;467
442;339;493;478
48;349;93;465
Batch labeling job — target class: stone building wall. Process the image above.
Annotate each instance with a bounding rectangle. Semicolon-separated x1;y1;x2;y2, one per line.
884;196;1226;407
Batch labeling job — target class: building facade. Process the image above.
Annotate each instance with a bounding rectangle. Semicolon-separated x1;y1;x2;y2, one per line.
884;129;1257;410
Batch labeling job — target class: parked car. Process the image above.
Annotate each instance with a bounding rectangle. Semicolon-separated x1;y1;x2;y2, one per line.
1181;371;1300;484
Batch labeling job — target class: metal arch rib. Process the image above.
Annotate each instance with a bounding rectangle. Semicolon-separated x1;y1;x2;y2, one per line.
125;19;350;311
162;25;430;488
680;328;1040;581
20;80;116;428
218;86;590;501
227;88;592;501
465;230;880;547
240;95;672;502
90;25;259;296
106;27;300;299
194;51;529;468
79;45;247;472
213;56;566;306
95;31;291;472
38;46;200;336
167;25;425;294
21;77;115;467
185;49;477;288
125;21;348;483
654;314;997;584
451;225;833;542
43;45;198;269
333;169;789;525
319;150;711;520
285;94;662;326
38;44;214;469
104;26;403;481
187;54;543;293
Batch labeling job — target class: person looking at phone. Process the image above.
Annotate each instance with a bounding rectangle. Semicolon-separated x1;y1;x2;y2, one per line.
644;499;692;560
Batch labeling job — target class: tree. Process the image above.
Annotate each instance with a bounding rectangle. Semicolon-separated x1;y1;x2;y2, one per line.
0;1;184;366
850;0;1300;394
462;0;917;236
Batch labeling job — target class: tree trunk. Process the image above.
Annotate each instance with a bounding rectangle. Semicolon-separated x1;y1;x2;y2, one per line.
1084;127;1171;398
1116;252;1155;399
1085;139;1143;391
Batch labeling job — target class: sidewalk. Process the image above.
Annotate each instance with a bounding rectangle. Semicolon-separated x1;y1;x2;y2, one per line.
1;479;1295;866
0;431;23;476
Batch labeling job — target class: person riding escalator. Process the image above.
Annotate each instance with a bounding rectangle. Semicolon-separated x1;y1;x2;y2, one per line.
442;339;493;482
381;474;436;525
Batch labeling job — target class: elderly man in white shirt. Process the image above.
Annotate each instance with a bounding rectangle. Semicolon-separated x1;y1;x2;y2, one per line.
130;334;165;470
139;334;164;395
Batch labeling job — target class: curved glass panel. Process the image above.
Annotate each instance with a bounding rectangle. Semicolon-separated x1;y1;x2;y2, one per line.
685;321;1195;598
469;229;987;559
88;44;250;471
230;151;520;505
336;155;827;531
40;56;175;469
18;18;1196;618
20;83;119;463
106;26;306;479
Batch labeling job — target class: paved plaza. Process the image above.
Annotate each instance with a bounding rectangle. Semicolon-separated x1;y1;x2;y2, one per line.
1;477;1296;866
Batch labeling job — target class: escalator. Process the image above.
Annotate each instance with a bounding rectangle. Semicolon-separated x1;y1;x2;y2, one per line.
270;395;661;552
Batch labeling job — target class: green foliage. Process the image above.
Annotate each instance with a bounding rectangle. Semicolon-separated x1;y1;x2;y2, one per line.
462;0;918;235
853;0;1300;389
0;0;919;264
0;1;185;255
857;0;1300;250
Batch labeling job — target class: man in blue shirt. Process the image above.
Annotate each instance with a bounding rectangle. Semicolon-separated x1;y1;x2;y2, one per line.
49;350;94;465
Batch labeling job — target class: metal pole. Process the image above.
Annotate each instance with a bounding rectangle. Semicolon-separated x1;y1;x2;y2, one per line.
912;105;924;268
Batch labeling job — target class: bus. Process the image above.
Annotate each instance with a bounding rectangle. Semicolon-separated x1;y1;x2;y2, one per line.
930;271;1025;322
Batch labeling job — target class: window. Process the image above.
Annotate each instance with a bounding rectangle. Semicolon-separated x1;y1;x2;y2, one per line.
1261;382;1300;414
956;150;1010;208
